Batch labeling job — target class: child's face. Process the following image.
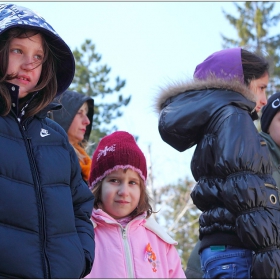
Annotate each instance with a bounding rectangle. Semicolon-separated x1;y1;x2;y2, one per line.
101;168;141;219
249;72;269;112
68;102;90;145
7;33;44;99
268;111;280;147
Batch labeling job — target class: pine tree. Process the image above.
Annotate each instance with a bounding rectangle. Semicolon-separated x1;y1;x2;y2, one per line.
221;2;280;94
154;177;201;269
69;39;131;153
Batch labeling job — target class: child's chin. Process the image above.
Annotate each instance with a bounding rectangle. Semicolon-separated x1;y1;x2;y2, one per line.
18;92;29;99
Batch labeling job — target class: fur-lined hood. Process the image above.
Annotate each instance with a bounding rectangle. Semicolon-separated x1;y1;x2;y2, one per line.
155;76;258;152
155;76;256;113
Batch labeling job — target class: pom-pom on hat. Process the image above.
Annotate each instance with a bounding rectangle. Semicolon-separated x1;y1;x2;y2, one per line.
89;131;147;189
194;48;244;83
261;92;280;133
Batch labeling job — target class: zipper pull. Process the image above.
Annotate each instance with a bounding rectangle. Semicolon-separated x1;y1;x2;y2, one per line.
122;228;127;239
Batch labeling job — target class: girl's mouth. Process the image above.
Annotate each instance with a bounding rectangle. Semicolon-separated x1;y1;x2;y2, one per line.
17;75;31;82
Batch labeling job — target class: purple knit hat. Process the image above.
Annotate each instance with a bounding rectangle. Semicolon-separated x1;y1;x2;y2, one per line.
194;48;244;83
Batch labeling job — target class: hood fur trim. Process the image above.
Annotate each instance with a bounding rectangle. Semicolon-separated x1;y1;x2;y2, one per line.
154;77;256;113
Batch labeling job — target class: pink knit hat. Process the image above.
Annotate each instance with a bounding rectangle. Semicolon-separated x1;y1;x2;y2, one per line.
89;131;147;189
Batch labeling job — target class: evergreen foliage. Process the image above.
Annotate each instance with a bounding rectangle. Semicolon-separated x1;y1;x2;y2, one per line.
221;2;280;94
69;39;131;154
155;2;280;270
154;177;200;269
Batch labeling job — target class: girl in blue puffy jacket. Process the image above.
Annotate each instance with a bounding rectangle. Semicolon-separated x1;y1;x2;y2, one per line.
0;3;95;278
156;47;280;278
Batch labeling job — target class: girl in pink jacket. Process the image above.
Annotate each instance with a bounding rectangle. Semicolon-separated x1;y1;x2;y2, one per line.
86;131;186;278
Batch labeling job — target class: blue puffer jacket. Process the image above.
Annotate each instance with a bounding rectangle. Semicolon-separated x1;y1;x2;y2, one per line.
0;84;95;279
0;3;95;278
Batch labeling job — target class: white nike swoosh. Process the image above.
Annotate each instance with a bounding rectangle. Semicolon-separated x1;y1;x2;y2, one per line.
40;132;50;137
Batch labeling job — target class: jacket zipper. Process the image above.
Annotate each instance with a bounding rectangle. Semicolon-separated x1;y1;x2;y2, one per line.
265;183;278;189
121;226;134;278
21;122;50;278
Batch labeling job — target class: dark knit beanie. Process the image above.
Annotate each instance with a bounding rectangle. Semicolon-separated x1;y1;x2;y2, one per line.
261;92;280;133
89;131;147;189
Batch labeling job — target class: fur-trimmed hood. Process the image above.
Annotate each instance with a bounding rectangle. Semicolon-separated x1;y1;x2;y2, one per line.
155;76;256;113
156;77;258;152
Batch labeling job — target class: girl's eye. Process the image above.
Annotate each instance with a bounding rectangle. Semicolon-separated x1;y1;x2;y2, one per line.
11;48;22;54
129;181;139;185
109;179;119;183
34;54;43;61
77;111;84;116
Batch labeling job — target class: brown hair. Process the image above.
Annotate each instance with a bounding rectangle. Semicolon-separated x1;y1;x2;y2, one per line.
92;169;155;219
241;49;269;86
0;27;58;117
73;140;90;163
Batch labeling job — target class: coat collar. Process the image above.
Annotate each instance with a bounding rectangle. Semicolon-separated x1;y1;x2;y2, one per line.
155;77;256;113
5;82;62;121
91;209;178;245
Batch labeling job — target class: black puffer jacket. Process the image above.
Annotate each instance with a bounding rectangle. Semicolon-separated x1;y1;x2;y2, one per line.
156;78;280;278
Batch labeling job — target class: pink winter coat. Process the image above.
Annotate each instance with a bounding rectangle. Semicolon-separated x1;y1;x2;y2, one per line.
85;209;186;278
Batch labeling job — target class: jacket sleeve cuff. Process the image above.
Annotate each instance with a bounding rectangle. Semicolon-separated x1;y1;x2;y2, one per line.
80;250;93;278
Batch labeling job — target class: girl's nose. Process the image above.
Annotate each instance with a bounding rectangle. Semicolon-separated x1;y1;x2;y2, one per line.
21;57;37;71
258;93;267;109
83;115;90;126
261;94;267;106
118;183;129;196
